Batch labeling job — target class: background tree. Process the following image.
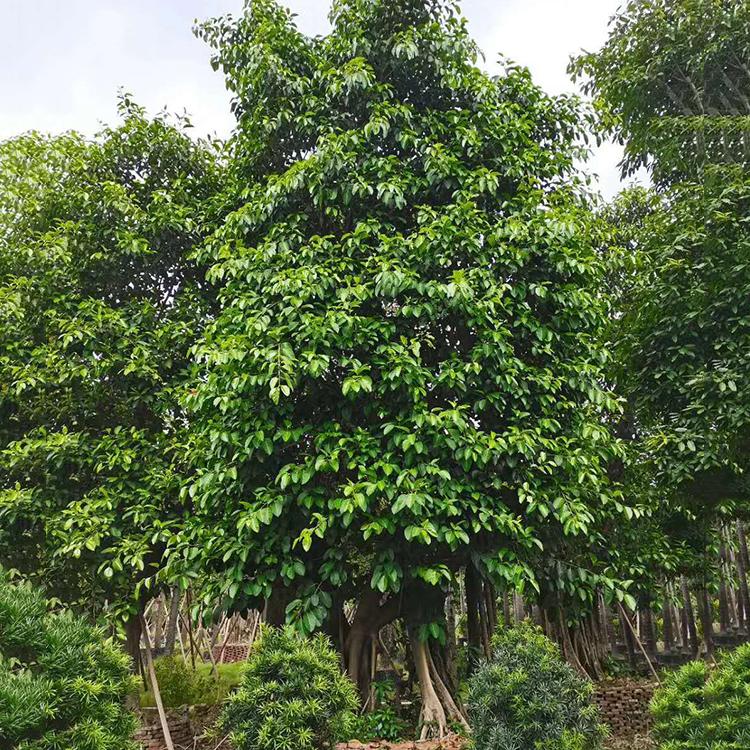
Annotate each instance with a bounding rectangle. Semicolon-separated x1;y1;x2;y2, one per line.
573;0;750;657
0;101;221;657
571;0;750;184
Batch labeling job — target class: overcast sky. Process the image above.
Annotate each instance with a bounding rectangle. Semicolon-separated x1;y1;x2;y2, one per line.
1;0;631;196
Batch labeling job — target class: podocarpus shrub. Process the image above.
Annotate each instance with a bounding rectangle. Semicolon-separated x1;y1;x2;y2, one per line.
650;643;750;749
0;570;137;750
468;621;606;750
219;626;359;750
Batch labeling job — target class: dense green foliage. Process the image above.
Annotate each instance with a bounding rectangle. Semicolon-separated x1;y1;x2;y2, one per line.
0;103;221;617
175;0;626;632
3;0;750;742
468;622;606;750
140;659;243;708
617;167;750;500
219;626;358;750
0;570;137;750
572;0;750;183
651;644;750;749
574;0;750;619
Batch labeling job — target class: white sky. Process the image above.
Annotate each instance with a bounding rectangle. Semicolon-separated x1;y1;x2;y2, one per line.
0;0;631;197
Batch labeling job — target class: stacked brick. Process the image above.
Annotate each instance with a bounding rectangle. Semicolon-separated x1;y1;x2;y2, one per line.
337;738;466;750
594;680;657;738
135;708;193;750
135;705;220;750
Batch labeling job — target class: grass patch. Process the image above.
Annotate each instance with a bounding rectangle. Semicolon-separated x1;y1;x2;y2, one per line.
140;658;245;708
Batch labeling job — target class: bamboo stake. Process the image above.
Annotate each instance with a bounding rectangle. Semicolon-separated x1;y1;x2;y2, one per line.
185;589;197;670
139;613;175;750
617;601;660;684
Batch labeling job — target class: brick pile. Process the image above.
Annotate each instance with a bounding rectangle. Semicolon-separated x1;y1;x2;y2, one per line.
594;680;657;738
337;737;466;750
135;708;193;750
135;705;220;750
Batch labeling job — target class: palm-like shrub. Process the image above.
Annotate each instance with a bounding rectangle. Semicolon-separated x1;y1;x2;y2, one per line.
651;643;750;749
219;626;358;750
468;621;606;750
0;570;137;749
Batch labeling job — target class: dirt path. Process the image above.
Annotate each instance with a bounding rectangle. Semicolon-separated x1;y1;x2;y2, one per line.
337;736;466;750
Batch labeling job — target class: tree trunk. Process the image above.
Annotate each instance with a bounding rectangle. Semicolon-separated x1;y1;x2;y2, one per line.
484;580;498;634
152;595;165;652
681;577;699;655
662;595;674;652
477;583;491;659
737;521;750;630
640;599;657;656
263;585;290;627
344;591;401;699
502;591;511;626
465;565;482;673
622;607;638;671
426;644;469;731
444;589;459;693
697;586;714;659
163;588;181;657
410;626;448;740
558;608;589;678
124;610;143;673
599;593;617;655
719;544;731;632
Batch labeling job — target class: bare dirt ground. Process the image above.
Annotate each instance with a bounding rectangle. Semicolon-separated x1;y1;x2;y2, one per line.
338;736;466;750
337;732;655;750
604;736;654;750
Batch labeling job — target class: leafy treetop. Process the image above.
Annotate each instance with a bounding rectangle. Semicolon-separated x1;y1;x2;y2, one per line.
177;0;626;630
571;0;750;184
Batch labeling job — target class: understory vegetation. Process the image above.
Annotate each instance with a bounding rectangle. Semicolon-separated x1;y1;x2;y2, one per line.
1;0;749;747
139;659;244;709
0;570;137;750
469;622;607;750
219;627;359;750
650;644;750;749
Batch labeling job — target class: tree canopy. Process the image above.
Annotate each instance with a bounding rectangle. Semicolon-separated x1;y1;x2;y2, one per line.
0;102;221;629
173;0;626;639
572;0;750;184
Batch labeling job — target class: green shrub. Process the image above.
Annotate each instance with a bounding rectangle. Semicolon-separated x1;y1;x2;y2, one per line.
468;621;606;750
650;643;750;749
219;626;358;750
350;679;407;742
0;570;137;750
140;659;244;708
150;656;214;707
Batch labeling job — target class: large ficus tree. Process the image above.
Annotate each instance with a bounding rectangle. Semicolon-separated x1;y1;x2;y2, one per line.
0;102;220;652
178;0;624;734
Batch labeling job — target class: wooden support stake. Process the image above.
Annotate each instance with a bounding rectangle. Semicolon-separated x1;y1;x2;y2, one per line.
617;602;660;684
139;612;175;750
